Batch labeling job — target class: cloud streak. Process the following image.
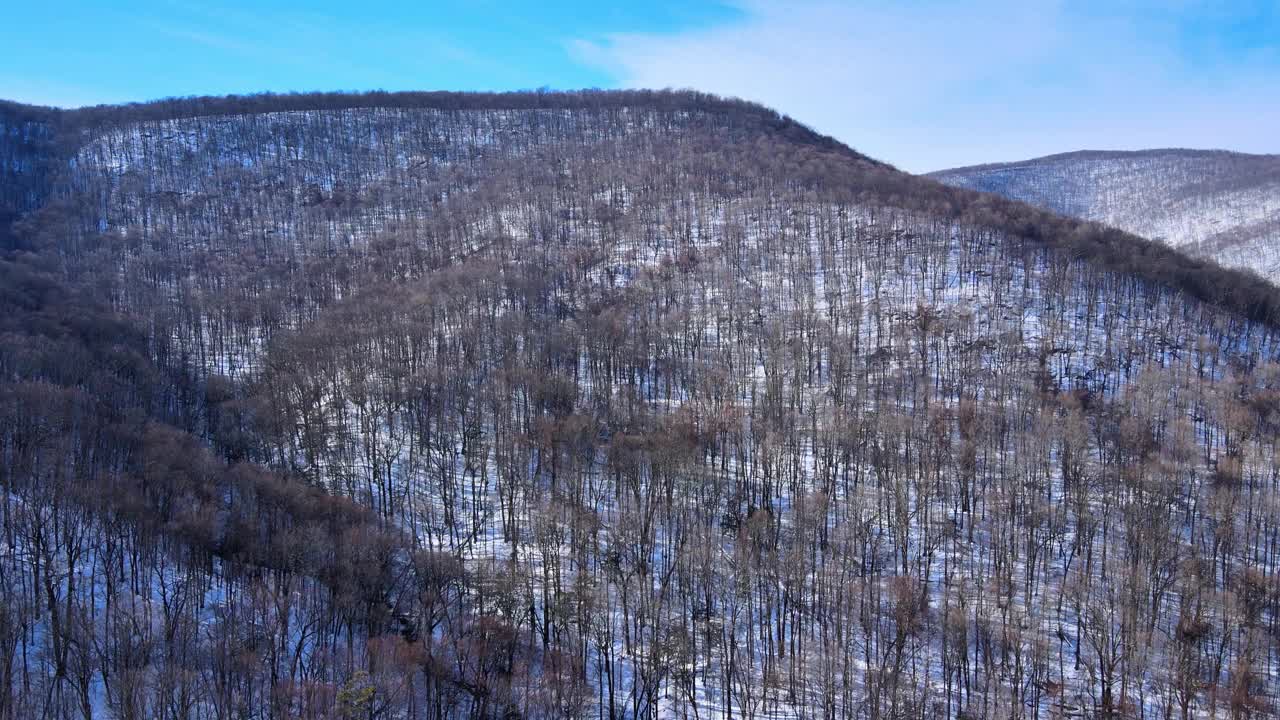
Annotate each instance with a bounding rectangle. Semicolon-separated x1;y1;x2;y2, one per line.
576;0;1280;172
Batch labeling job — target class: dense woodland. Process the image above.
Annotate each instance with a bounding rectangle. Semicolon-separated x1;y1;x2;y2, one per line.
2;90;1280;719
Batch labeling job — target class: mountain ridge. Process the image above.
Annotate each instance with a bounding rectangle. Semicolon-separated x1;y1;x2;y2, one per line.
931;147;1279;174
931;147;1280;281
7;89;1280;326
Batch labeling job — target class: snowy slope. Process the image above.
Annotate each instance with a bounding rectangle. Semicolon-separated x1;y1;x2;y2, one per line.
5;92;1280;719
931;149;1280;277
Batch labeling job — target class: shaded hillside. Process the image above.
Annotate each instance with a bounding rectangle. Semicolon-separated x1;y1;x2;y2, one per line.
932;149;1280;278
0;101;58;246
2;90;1279;719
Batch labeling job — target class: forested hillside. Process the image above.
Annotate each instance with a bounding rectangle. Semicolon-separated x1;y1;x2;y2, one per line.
931;150;1280;279
2;90;1279;719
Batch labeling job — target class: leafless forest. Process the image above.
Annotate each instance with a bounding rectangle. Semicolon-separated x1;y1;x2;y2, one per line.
2;90;1279;719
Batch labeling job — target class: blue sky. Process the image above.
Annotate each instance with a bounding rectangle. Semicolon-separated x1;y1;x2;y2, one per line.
0;2;739;103
3;1;1278;171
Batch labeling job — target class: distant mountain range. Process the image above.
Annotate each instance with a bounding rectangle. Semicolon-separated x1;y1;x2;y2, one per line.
931;149;1280;278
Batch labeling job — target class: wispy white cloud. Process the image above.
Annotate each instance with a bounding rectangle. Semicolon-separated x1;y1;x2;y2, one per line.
574;0;1280;172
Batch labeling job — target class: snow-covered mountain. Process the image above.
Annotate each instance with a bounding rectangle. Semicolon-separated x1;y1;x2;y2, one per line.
4;92;1280;718
931;149;1280;277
